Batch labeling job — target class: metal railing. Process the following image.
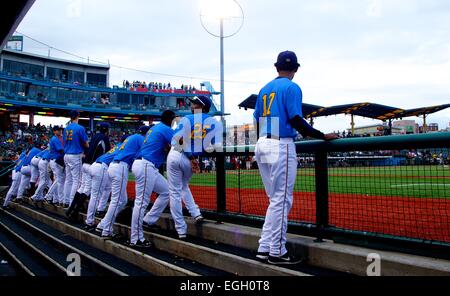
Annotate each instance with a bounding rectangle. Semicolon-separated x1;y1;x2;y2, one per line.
200;132;450;258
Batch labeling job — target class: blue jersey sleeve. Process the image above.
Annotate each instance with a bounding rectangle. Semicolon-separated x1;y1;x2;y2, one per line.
63;128;67;144
81;127;88;143
164;128;175;144
54;137;63;151
285;84;303;120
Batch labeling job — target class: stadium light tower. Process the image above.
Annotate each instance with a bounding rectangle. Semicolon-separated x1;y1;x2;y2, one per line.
200;0;244;123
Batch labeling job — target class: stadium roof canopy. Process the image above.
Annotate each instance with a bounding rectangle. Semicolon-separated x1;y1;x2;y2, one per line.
239;95;450;121
0;0;35;50
397;104;450;119
308;103;405;120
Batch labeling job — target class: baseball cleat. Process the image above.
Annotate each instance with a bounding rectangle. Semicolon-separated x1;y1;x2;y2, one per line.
143;221;161;231
83;224;96;232
268;253;303;265
127;240;153;249
194;215;205;224
256;252;269;260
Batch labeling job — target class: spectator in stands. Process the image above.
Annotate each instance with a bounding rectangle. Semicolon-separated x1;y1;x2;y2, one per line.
91;95;97;104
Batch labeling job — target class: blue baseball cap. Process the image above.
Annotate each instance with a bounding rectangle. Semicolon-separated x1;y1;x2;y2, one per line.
69;110;80;119
138;125;150;135
274;51;301;71
189;96;212;110
98;122;110;131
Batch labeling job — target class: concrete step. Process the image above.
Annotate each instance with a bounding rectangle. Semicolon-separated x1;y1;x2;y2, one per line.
8;197;450;276
151;214;450;276
6;202;215;276
10;200;315;276
0;209;151;276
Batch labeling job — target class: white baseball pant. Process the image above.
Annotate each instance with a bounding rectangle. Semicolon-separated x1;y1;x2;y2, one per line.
16;166;32;199
30;156;40;184
96;185;112;212
63;154;83;205
85;162;111;226
142;185;201;225
3;170;22;207
47;160;65;204
77;163;92;196
130;159;170;244
167;149;202;236
255;137;297;258
32;159;51;201
100;162;129;236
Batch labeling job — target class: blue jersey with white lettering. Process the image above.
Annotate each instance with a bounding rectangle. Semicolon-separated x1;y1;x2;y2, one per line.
113;134;145;167
49;135;64;160
137;123;174;168
253;77;303;139
63;122;88;154
15;152;27;172
96;145;121;165
173;113;219;157
22;148;42;167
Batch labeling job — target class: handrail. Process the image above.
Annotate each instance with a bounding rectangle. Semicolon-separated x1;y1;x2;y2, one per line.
0;162;15;178
221;132;450;155
212;131;450;257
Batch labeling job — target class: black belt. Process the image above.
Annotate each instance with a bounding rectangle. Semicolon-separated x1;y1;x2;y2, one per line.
265;133;279;140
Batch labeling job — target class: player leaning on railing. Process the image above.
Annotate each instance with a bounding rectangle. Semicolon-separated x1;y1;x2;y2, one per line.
253;51;339;265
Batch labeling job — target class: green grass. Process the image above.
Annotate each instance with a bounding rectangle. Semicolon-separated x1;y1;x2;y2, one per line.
129;165;450;199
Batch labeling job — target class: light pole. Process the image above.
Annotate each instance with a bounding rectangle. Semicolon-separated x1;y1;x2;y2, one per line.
200;0;244;125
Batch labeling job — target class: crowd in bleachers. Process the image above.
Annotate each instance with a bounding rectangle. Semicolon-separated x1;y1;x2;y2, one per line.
0;123;53;161
122;80;199;92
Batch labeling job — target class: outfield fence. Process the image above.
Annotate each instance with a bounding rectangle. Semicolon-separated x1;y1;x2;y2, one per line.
191;132;450;257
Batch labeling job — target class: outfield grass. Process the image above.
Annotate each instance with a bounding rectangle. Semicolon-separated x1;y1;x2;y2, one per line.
192;165;450;199
128;165;450;199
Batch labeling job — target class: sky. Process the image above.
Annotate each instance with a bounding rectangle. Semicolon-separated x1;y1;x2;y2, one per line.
14;0;450;132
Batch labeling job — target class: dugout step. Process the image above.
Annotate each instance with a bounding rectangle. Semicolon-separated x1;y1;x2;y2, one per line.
9;198;318;276
150;213;450;276
6;201;230;276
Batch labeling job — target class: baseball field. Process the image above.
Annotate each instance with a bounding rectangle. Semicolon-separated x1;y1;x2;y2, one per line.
127;165;450;242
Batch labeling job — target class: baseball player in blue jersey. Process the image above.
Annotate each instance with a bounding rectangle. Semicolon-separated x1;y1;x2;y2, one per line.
16;144;42;202
29;144;48;196
95;135;129;218
63;110;89;208
45;126;65;205
253;51;338;265
31;149;53;202
77;123;111;200
99;126;150;238
169;96;222;239
83;143;120;231
128;110;176;247
2;149;26;209
66;122;111;220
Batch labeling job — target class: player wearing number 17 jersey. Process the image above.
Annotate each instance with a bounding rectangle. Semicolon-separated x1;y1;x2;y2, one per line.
254;51;338;265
